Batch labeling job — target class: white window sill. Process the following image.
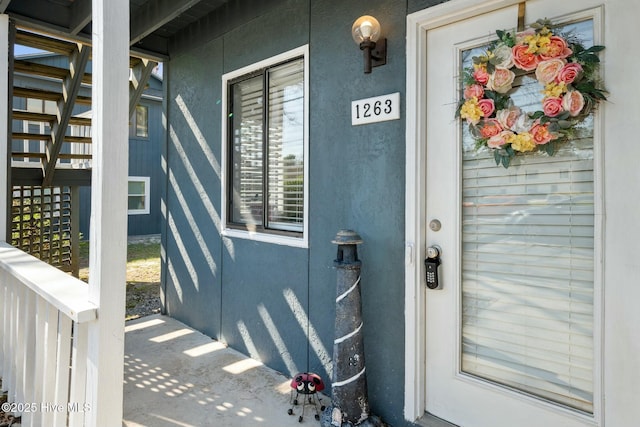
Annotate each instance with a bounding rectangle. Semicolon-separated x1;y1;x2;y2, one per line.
222;228;308;248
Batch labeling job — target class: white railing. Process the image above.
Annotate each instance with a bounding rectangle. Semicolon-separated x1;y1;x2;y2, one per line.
0;241;98;427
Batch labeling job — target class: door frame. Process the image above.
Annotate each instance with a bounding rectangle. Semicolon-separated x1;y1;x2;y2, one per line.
403;0;608;422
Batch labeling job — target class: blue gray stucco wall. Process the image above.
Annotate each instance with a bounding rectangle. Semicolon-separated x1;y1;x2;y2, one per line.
163;1;445;425
78;83;164;238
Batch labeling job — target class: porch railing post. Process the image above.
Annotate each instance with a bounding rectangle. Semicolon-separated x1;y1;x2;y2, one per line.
85;0;129;425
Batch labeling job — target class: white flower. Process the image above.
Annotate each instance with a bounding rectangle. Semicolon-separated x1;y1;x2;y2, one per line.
513;113;533;134
491;44;514;69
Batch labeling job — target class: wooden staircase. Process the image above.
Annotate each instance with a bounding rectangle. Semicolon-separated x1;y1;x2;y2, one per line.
9;25;157;274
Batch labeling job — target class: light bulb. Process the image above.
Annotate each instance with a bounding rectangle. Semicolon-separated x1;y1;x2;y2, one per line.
351;15;381;44
360;20;373;39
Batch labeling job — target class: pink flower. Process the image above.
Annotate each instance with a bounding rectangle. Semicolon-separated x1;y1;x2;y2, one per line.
496;106;521;130
556;62;583;85
464;84;484;100
486;68;516;94
562;90;585;116
543;97;564;117
540;36;572;60
529;121;555;145
535;58;566;85
478;119;503;139
487;130;514;148
473;67;489;85
477;98;495;118
512;44;540;71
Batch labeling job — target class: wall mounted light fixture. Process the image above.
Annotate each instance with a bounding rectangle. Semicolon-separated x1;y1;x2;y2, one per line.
351;15;387;74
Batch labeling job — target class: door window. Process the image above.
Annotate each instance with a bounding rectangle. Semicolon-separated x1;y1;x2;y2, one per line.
460;19;595;413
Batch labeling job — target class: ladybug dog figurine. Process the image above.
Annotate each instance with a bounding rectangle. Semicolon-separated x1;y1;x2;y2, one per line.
287;372;326;422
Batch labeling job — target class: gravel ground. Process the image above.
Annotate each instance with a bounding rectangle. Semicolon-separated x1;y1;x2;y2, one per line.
125;282;162;319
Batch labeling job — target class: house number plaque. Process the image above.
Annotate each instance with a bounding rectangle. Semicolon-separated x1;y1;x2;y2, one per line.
351;92;400;126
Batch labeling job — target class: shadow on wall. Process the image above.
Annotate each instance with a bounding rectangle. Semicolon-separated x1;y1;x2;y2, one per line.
162;94;331;386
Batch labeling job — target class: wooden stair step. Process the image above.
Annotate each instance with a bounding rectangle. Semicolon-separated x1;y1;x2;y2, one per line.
12;132;50;141
12;152;45;159
12;132;91;144
64;136;92;144
13;87;91;105
14;60;92;85
11;152;92;160
15;29;77;56
12;111;92;126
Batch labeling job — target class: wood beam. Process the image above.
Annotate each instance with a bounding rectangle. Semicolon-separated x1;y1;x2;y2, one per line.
12;111;91;126
129;59;156;119
130;0;202;45
69;0;91;35
11;167;91;187
85;0;128;425
42;43;90;187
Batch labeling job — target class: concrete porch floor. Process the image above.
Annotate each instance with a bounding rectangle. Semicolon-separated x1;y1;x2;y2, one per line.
123;314;323;427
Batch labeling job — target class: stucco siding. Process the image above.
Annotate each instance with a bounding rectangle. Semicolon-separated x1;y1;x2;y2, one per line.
163;1;434;425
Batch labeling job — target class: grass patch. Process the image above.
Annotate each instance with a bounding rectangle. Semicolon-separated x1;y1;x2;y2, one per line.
79;239;161;320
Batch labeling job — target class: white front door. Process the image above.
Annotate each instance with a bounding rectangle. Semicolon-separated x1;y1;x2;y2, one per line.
423;1;604;426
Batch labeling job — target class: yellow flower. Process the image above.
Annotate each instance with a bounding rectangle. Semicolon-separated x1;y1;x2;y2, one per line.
523;34;538;53
537;35;551;50
508;132;536;152
523;33;551;54
543;81;567;98
460;97;483;125
473;62;487;72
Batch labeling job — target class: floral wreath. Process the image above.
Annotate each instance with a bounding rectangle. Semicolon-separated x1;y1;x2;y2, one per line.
456;19;607;168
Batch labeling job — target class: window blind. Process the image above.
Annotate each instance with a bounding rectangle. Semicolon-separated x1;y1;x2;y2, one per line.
267;59;304;231
460;19;595;413
231;75;264;226
229;57;304;233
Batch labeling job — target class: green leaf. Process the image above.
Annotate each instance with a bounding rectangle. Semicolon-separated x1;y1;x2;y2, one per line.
529;111;545;120
557;111;571;121
544;142;556;156
494;150;501;166
587;45;605;53
501;155;511;168
505;145;515;157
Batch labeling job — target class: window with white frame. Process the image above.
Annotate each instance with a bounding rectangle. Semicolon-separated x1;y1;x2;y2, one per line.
223;46;308;245
130;104;149;138
128;177;150;215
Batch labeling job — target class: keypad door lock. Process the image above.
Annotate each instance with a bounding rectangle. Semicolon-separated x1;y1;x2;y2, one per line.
424;246;442;289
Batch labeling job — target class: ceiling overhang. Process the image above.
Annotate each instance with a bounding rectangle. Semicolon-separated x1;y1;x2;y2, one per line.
3;0;231;61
